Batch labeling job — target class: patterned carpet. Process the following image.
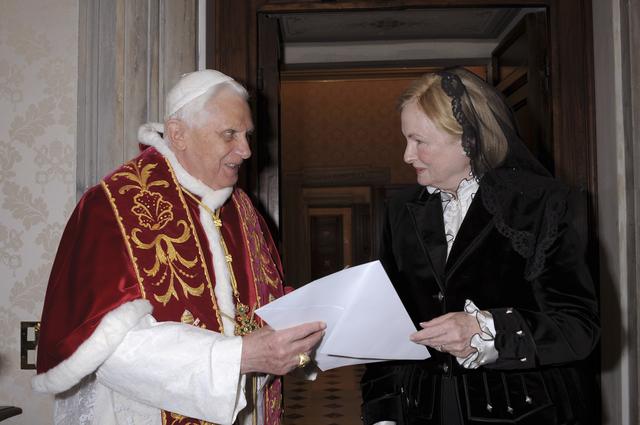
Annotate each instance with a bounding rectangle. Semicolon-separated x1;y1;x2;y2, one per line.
283;365;364;425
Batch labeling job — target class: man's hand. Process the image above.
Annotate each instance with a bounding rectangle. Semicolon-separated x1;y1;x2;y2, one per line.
240;322;326;375
409;312;480;358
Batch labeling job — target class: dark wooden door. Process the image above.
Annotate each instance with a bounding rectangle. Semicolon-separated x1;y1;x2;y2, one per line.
256;13;282;225
491;11;552;172
309;215;344;279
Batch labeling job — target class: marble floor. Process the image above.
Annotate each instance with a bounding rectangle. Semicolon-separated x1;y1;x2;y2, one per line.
283;365;364;425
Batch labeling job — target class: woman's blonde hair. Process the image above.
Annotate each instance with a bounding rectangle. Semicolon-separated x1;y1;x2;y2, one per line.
399;68;515;174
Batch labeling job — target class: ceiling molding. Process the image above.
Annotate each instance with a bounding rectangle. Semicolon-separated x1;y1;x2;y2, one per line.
279;8;522;43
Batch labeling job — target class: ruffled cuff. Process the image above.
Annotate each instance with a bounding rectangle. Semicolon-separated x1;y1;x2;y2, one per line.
456;299;499;369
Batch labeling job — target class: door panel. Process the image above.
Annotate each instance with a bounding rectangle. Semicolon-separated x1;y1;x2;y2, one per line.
492;11;552;172
309;214;345;279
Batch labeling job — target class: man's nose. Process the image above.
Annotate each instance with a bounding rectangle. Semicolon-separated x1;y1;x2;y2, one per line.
236;135;252;159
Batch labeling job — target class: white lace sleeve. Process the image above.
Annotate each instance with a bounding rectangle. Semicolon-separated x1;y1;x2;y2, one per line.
456;299;499;369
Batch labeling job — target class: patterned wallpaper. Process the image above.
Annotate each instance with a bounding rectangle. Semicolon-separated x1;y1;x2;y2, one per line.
281;78;418;185
0;0;78;422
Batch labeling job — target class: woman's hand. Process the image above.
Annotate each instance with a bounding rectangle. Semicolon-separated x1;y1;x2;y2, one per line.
410;312;480;358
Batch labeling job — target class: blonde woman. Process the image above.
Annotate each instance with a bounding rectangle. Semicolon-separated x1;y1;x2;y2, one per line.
361;68;599;425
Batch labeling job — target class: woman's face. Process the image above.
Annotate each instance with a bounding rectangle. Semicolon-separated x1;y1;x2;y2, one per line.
401;101;471;193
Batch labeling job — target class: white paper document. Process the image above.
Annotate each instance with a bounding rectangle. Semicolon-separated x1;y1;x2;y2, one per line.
255;260;430;371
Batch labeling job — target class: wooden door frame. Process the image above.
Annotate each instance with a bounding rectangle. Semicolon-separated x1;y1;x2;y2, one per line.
207;0;602;417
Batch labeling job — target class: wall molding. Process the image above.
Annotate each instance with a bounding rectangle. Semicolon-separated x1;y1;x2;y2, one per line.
622;0;640;421
76;0;197;199
593;0;639;423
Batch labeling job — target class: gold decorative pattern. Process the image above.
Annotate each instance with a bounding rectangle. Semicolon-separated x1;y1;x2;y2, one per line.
112;161;171;230
253;233;281;289
162;411;217;425
101;181;147;300
234;193;281;291
130;219;204;305
180;309;207;329
105;159;206;306
165;161;224;332
180;309;195;325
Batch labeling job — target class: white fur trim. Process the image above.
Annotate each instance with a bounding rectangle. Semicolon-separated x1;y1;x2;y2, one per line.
32;299;153;394
199;204;237;336
138;123;235;335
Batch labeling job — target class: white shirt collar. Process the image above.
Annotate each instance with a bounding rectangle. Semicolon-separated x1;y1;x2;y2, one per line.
426;176;479;200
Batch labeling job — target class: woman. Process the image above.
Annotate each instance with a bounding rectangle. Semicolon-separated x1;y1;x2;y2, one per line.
360;68;599;425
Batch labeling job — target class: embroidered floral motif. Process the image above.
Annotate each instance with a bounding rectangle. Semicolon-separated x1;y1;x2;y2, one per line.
112;161;172;230
130;219;204;305
132;190;173;230
108;159;205;306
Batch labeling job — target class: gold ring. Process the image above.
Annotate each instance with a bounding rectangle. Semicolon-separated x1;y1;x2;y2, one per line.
297;352;311;368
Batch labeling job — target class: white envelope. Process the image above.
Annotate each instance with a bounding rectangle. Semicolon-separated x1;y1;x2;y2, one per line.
255;260;430;371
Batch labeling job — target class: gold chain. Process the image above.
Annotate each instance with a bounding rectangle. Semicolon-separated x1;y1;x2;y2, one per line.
182;188;259;336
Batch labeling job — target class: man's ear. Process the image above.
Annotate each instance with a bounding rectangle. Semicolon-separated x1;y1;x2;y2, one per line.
165;119;188;151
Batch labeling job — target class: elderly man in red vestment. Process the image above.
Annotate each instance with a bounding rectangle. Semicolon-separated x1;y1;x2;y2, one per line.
32;70;325;425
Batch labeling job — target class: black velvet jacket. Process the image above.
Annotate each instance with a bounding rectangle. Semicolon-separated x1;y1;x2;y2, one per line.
361;182;600;425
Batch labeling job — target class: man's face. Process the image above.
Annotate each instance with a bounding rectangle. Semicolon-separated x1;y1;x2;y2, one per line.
178;88;253;190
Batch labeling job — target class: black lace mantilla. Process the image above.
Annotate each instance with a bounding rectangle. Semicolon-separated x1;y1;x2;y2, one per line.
438;69;567;281
439;71;477;159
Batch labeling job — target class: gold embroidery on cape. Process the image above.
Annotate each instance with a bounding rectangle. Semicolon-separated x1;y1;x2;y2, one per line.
110;159;205;306
162;411;217;425
269;396;280;410
253;233;281;289
101;181;147;299
112;161;171;228
130;220;204;305
164;167;224;332
234;192;282;293
180;309;207;329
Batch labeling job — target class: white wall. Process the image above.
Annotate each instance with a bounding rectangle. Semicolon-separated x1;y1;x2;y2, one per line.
0;0;79;423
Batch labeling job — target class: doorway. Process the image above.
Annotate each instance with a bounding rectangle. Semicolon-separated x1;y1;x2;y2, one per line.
208;2;597;424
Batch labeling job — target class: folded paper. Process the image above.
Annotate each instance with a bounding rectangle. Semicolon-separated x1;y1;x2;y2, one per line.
255;260;430;371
